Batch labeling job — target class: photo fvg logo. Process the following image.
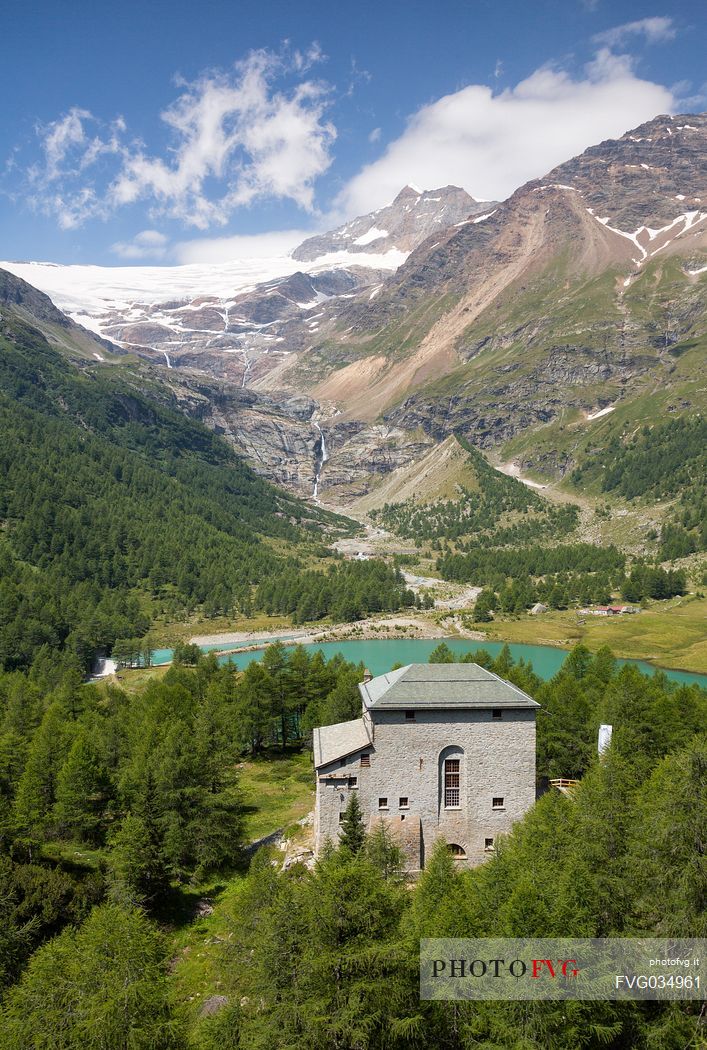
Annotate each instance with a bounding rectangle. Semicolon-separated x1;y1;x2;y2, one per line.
420;938;707;1001
431;957;580;980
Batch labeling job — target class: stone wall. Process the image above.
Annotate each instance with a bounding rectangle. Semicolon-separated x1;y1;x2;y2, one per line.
315;707;536;869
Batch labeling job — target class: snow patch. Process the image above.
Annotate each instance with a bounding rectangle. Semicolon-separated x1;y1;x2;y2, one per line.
587;406;615;421
308;247;408;271
353;226;389;246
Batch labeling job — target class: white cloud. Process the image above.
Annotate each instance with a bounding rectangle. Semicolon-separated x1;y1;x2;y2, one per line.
368;127;382;144
111;229;169;260
108;49;335;228
593;16;676;48
173;228;311;264
25;109;126;227
22;47;335;231
672;79;707;112
336;55;674;216
40;107;92;181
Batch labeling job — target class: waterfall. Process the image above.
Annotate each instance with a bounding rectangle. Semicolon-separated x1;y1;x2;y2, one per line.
91;654;117;679
241;347;252;388
312;421;329;500
162;350;173;369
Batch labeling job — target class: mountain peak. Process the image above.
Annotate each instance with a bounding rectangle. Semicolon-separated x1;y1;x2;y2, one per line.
292;184;489;263
394;184;423;201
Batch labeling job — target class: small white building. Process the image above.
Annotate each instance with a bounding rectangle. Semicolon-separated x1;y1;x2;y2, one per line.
312;663;538;871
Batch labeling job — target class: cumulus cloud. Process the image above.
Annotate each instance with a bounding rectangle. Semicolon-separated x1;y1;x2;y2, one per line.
25;109;125;228
593;16;676;48
109;49;336;227
336;54;674;216
173;228;310;264
111;229;169;260
22;47;335;230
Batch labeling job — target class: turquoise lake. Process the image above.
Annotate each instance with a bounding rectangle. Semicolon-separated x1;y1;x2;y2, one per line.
158;637;707;689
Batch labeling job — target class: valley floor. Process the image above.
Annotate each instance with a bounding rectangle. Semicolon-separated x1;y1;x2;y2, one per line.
482;594;707;675
131;593;707;677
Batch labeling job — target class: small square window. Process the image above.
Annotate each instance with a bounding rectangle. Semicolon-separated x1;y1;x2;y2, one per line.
405;710;416;721
492;709;502;720
484;837;495;851
360;754;370;767
348;777;358;789
378;797;388;809
399;796;409;809
492;797;504;809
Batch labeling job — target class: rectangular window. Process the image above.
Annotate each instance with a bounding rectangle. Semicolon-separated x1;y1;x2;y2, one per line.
399;797;409;809
378;797;388;809
492;797;504;809
485;837;495;851
492;709;502;720
339;812;345;824
444;758;460;808
405;710;416;721
360;754;370;767
348;777;358;789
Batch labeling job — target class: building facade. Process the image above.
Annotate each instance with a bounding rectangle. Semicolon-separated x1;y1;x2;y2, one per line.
312;663;538;870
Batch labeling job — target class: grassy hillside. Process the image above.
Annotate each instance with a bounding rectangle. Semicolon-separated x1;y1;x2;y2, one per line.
0;311;350;670
366;436;578;545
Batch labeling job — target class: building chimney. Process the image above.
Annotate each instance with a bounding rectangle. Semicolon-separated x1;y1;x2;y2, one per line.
362;668;373;684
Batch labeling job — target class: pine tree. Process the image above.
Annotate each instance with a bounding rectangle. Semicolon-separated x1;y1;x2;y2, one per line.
429;642;454;663
0;903;185;1049
14;704;69;841
53;728;111;843
107;813;169;908
628;738;707;937
338;792;366;854
365;822;404;881
235;663;274;755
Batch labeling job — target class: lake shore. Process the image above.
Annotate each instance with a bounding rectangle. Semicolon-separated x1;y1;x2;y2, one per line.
191;615;487;650
184;596;707;677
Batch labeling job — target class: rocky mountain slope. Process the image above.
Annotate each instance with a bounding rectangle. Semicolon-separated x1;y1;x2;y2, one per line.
0;269;124;364
3;118;706;506
292;184;488;260
272;112;706;493
1;185;477;384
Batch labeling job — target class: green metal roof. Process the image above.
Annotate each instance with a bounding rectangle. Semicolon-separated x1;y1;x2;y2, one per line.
359;663;539;710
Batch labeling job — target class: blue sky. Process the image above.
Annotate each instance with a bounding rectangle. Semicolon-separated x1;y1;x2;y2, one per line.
2;0;705;264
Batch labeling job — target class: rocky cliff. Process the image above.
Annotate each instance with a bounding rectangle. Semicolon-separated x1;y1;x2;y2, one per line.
292;184;489;261
3;117;706;503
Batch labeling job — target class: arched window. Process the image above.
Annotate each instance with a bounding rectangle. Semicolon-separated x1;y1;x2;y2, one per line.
439;746;464;811
448;843;466;859
444;758;460;808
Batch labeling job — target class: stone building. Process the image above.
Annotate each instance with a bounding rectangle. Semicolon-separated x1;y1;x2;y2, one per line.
312;663;538;870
